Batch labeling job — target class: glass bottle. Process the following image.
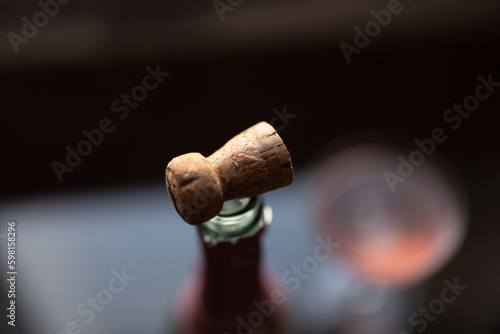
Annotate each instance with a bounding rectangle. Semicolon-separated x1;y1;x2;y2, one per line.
174;197;287;334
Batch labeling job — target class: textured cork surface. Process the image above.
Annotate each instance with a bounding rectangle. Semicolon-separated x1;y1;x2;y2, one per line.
165;121;294;225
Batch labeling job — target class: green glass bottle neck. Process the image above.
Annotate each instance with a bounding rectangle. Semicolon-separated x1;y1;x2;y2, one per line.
198;196;271;245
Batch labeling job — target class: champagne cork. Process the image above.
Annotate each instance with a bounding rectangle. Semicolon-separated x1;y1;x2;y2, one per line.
165;121;294;225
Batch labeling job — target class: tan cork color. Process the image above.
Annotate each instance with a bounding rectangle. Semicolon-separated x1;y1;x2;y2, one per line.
165;121;294;225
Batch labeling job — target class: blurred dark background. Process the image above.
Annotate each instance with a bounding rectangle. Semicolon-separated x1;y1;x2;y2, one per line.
1;0;500;333
1;0;499;196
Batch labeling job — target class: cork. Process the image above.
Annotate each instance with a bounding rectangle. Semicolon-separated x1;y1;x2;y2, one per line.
165;121;294;225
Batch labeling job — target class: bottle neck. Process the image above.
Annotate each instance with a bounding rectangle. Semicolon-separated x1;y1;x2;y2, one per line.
179;197;282;334
199;226;265;318
198;197;268;316
198;197;268;245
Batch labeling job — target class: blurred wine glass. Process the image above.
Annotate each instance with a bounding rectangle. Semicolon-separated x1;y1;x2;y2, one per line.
301;139;468;333
310;143;467;286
